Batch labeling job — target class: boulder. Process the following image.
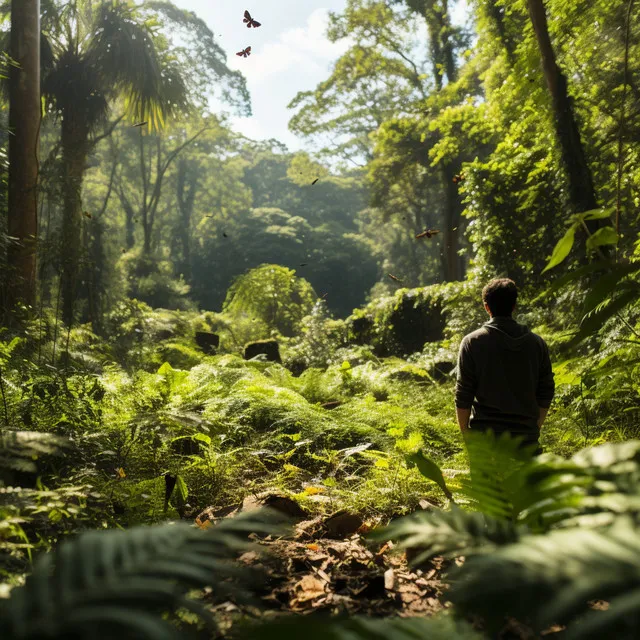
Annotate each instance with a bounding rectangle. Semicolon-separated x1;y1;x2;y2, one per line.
244;339;281;363
195;331;220;354
429;361;455;382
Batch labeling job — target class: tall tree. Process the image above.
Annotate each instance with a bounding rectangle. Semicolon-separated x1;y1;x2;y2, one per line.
526;0;599;215
7;0;40;314
398;0;466;281
33;0;249;326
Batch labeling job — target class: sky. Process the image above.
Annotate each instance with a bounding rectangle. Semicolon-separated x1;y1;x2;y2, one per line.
171;1;470;151
172;1;352;150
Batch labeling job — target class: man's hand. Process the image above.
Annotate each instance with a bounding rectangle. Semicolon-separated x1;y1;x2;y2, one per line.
456;407;471;433
538;406;550;429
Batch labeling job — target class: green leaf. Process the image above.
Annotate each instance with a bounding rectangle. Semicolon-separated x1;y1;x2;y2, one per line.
157;362;174;376
586;227;618;251
533;261;613;303
542;224;577;273
175;475;188;503
581;208;614;221
406;450;453;500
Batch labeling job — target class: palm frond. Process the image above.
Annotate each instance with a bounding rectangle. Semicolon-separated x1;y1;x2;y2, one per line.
449;516;640;637
0;510;283;640
87;2;187;128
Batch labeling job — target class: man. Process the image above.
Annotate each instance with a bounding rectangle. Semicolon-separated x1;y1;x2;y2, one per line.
455;278;555;450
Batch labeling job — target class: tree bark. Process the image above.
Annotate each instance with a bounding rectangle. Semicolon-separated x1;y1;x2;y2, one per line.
60;115;90;327
441;164;463;281
176;158;197;281
7;0;40;314
526;0;599;215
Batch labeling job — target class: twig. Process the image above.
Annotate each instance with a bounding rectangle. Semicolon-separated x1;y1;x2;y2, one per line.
616;311;640;340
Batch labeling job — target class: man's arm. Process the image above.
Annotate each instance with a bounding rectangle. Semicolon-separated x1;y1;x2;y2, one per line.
536;339;555;429
456;407;471;433
455;337;476;434
538;406;550;428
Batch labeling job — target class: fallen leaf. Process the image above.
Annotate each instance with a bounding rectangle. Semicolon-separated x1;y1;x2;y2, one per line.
384;568;395;591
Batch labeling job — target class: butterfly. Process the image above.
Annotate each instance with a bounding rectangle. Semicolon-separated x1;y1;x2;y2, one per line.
243;10;261;28
452;173;465;184
236;46;251;58
415;228;440;239
311;178;319;185
388;273;404;283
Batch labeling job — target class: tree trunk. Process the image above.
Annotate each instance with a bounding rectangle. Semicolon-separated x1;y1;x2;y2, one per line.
441;164;464;281
526;0;599;215
7;0;40;314
176;159;197;281
60;116;89;327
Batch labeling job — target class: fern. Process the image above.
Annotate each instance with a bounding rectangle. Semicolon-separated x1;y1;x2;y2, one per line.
0;511;281;640
242;613;482;640
380;506;522;563
449;516;640;638
0;430;69;473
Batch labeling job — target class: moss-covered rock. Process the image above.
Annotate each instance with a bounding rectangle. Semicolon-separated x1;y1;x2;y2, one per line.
195;331;220;355
244;339;282;363
347;286;446;357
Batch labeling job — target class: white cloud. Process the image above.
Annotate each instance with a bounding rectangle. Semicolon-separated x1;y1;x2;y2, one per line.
229;9;350;87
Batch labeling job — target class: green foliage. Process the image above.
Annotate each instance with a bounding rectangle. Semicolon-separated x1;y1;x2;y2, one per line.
0;511;280;640
0;430;68;474
223;265;316;339
245;614;481;640
450;518;640;638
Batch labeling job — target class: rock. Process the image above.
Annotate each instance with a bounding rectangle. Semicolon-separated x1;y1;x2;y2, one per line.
384;568;396;591
323;511;364;539
262;494;308;518
348;315;374;345
429;361;454;382
417;498;439;511
195;331;220;354
241;493;308;519
244;339;281;363
195;502;242;527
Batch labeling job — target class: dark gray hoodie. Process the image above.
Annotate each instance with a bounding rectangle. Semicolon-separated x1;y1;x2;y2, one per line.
455;316;555;437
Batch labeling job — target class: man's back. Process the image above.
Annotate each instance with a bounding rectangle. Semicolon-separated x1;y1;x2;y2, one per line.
455;316;554;441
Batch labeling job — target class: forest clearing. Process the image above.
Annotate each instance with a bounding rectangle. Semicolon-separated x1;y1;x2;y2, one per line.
1;0;640;638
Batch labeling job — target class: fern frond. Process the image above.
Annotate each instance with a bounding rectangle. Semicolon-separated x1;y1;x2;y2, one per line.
243;613;482;640
449;516;640;636
0;511;283;640
380;506;522;564
0;430;69;473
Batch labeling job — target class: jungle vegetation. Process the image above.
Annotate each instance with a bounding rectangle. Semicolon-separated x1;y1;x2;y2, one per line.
1;0;640;638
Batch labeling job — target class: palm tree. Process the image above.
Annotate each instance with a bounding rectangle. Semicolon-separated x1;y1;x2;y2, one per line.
40;0;190;326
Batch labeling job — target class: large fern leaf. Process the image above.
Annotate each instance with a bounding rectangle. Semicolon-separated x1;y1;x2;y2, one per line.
0;430;69;473
242;613;482;640
379;506;522;564
449;516;640;638
0;511;281;640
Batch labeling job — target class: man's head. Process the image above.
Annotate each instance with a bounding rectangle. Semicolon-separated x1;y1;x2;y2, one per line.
482;278;517;317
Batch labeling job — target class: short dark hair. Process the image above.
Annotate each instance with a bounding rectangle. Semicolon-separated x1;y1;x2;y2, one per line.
482;278;517;316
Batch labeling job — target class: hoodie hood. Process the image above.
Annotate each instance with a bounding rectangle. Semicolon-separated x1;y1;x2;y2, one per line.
483;316;531;351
